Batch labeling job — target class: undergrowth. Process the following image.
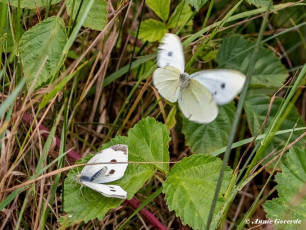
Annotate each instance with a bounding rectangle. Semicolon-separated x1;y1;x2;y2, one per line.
0;0;305;229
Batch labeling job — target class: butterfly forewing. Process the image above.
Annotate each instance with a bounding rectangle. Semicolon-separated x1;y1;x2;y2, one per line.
191;70;246;105
80;144;128;184
157;33;185;73
153;66;181;103
178;79;219;123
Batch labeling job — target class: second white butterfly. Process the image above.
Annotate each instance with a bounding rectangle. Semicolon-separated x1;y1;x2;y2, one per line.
153;33;246;123
77;144;128;199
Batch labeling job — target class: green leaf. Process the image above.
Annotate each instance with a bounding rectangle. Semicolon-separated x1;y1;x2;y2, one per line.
63;117;170;224
263;147;306;228
0;0;60;9
185;0;208;11
247;0;273;8
165;106;177;130
146;0;170;22
139;19;168;42
127;117;170;173
66;0;107;31
244;94;305;164
18;16;67;88
182;103;235;154
163;154;232;230
217;35;288;88
167;1;193;29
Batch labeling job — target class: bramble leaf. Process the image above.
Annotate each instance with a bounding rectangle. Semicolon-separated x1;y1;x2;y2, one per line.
244;94;305;165
182;103;235;154
146;0;170;22
185;0;208;11
167;1;193;29
139;19;168;42
0;0;60;9
263;147;306;228
217;35;288;88
163;154;232;230
19;16;67;88
66;0;107;31
247;0;273;8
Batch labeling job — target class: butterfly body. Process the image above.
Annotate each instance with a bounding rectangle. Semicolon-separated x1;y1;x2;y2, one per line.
153;33;246;123
179;72;191;88
78;144;128;199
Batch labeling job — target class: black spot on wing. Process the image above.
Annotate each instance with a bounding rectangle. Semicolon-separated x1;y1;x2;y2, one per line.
111;144;128;155
221;83;225;89
109;169;115;175
212;91;217;96
168;51;173;56
109;186;116;192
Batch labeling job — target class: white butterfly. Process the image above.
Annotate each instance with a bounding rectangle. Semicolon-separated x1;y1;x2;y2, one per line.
153;33;246;123
78;144;128;199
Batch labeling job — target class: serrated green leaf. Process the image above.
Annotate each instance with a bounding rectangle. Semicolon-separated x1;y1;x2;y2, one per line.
247;0;273;8
167;1;193;29
66;0;107;31
182;103;235;154
0;0;60;9
217;35;288;88
263;147;306;229
63;117;170;224
139;19;167;42
127;117;170;173
185;0;208;11
18;16;67;88
146;0;170;22
244;94;305;164
163;154;232;230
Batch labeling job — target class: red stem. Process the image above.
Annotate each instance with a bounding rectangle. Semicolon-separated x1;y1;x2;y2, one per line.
22;112;168;230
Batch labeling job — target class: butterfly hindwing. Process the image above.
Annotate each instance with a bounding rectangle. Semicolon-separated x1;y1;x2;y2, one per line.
152;66;181;103
178;79;219;123
191;70;246;105
157;33;185;73
81;181;127;199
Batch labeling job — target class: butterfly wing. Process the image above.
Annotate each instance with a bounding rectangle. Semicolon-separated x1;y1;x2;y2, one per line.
81;181;127;199
157;33;185;73
80;144;128;184
152;66;181;103
191;70;246;105
178;79;219;123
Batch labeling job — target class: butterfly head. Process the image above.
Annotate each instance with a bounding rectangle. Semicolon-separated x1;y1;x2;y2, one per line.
179;72;190;88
